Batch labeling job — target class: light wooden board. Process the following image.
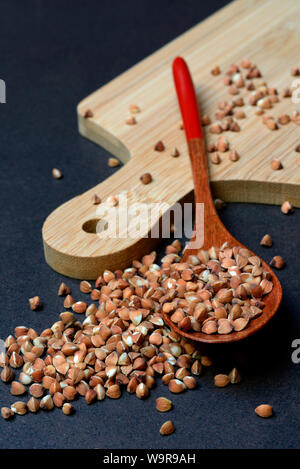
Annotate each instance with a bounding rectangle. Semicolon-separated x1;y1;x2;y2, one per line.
43;0;300;279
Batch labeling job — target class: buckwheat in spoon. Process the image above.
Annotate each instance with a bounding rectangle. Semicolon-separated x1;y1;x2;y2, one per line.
162;57;282;344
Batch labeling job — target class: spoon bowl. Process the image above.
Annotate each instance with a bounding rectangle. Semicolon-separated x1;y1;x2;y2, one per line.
162;58;282;344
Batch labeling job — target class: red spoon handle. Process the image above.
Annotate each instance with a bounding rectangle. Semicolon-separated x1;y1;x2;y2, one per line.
172;57;203;141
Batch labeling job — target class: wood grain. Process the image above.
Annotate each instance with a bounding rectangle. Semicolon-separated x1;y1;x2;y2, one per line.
43;0;300;279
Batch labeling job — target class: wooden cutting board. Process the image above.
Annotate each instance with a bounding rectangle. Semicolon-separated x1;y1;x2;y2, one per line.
43;0;300;279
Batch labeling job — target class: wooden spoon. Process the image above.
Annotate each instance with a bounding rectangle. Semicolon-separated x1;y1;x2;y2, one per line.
162;57;282;344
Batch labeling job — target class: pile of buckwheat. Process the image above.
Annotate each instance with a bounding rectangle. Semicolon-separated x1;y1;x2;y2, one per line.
0;239;276;430
161;243;273;335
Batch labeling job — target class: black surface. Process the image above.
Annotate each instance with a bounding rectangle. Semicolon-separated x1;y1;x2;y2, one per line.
0;0;299;450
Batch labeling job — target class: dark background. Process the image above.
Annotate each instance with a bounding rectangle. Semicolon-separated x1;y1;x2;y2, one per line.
0;0;299;449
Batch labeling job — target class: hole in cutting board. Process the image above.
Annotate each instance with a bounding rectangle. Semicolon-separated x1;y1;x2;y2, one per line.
82;218;108;234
